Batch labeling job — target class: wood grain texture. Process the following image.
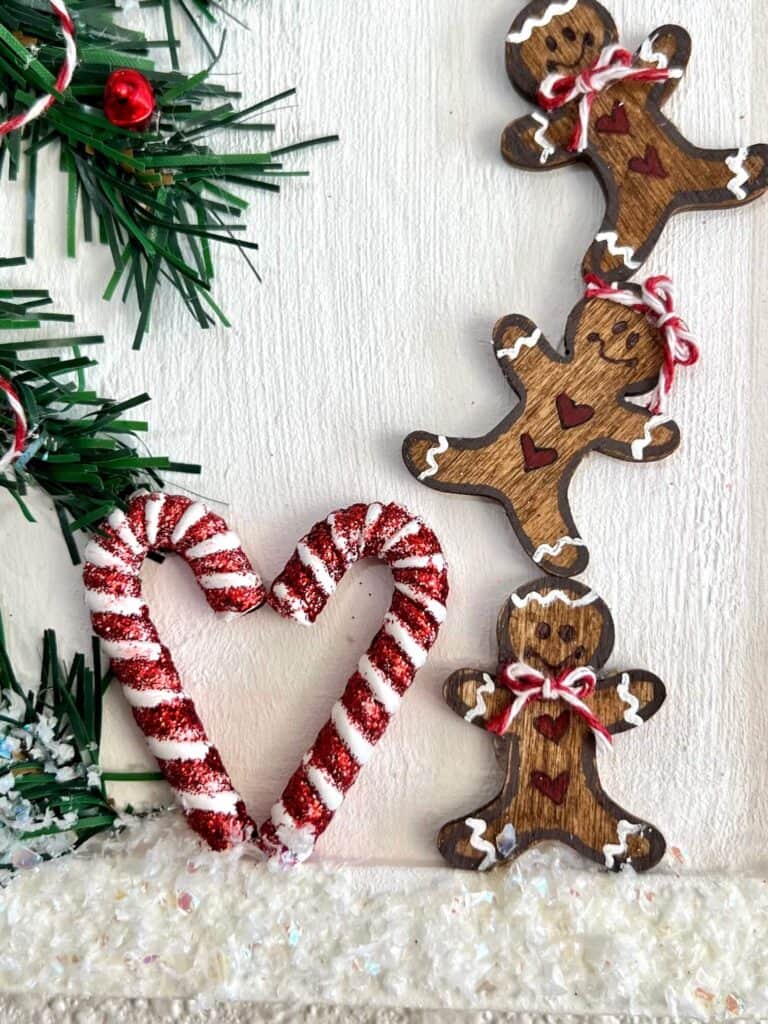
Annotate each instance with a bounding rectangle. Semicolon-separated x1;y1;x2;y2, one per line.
502;0;768;280
403;288;680;575
437;578;666;872
0;0;765;877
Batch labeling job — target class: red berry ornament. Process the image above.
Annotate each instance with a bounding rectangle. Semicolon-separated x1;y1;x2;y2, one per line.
103;69;155;130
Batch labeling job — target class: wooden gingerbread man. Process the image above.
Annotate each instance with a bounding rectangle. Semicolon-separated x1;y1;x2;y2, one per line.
403;278;690;577
502;0;768;281
438;578;666;873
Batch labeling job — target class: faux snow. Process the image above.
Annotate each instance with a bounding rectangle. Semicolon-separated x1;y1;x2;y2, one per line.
0;812;765;1017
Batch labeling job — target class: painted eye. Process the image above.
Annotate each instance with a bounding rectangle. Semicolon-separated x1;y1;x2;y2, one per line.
584;31;595;47
536;622;552;640
627;332;641;349
562;26;577;42
573;645;586;661
545;35;558;52
612;320;629;335
587;331;601;343
559;624;577;643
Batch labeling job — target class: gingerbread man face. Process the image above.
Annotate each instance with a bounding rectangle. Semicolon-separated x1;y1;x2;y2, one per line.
506;0;617;99
571;297;666;390
498;579;614;673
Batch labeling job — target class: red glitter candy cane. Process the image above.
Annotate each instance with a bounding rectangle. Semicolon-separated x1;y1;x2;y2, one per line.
1;1;77;138
258;502;449;864
84;493;265;851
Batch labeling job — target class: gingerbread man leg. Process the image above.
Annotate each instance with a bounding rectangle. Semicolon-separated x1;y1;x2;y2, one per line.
437;742;534;871
584;184;670;280
403;431;589;577
570;769;666;873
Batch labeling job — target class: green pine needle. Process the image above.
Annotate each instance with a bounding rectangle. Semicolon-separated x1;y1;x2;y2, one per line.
0;1;338;348
0;267;201;560
0;617;163;876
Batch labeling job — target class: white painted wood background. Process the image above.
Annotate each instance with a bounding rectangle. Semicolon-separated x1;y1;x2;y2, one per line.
1;0;767;877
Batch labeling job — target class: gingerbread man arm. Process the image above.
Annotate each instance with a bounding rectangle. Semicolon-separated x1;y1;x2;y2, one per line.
492;314;560;390
594;404;681;464
590;670;666;735
501;109;579;171
635;25;691;106
443;669;510;731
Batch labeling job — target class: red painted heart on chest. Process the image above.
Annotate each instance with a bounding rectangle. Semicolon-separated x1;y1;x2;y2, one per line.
520;433;558;472
628;144;668;179
556;393;595;430
534;710;571;744
595;101;630;136
531;770;571;805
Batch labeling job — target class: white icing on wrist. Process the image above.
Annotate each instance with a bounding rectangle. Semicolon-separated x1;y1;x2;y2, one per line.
419;436;449;481
466;818;498;871
531;112;555;164
465;674;496;723
603;820;644;869
631;415;670;461
617;672;644;726
726;147;750;200
497;327;542;362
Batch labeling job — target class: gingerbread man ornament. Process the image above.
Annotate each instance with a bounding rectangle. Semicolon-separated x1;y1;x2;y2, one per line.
403;278;691;577
502;0;768;281
438;578;666;873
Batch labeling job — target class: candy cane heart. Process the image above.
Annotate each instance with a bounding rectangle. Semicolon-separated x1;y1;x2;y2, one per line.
259;502;449;864
83;492;265;851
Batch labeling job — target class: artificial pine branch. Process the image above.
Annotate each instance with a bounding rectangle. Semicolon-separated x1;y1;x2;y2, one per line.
0;1;337;348
0;617;162;876
0;260;200;561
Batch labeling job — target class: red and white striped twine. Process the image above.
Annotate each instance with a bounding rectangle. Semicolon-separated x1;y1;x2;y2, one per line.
585;273;699;414
489;662;613;756
258;502;449;865
538;44;681;153
0;0;77;138
0;377;28;473
84;492;266;852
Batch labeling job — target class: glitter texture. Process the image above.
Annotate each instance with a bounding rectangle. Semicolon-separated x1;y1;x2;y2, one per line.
0;812;765;1017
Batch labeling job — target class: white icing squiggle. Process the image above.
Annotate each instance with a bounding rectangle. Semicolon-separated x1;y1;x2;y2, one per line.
595;231;641;270
465;674;496;723
511;589;598;610
531;112;555;164
638;34;668;69
497;327;542;362
631;415;670;461
466;818;498;871
617;672;643;727
603;820;644;869
532;536;585;565
419;436;449;481
726;147;750;200
507;0;578;44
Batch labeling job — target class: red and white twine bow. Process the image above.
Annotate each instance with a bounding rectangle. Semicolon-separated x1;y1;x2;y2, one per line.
0;378;28;473
585;274;699;414
488;662;613;755
538;45;681;153
0;0;77;138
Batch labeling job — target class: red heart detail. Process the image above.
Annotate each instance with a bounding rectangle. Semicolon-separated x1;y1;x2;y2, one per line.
86;494;449;864
520;433;558;472
531;770;571;805
595;101;630;135
556;393;595;430
628;145;668;179
534;710;571;744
